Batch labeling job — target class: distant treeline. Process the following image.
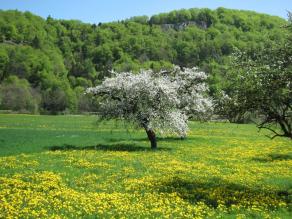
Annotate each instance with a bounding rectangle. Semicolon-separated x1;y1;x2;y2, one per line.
0;8;287;114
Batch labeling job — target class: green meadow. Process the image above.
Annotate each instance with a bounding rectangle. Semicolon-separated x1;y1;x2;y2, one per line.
0;114;291;218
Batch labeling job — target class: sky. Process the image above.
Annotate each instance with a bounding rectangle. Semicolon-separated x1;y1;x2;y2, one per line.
0;0;291;23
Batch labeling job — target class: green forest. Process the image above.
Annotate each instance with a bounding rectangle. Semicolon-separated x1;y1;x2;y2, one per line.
0;7;288;114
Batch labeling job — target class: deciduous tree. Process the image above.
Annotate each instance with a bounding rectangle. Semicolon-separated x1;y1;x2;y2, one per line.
87;67;212;149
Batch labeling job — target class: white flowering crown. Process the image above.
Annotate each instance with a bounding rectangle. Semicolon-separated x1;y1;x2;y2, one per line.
86;66;212;137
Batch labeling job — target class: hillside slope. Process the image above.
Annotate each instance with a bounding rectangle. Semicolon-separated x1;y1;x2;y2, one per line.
0;8;287;113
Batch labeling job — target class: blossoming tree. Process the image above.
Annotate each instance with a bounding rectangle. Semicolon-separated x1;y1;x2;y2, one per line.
216;14;292;139
86;67;212;149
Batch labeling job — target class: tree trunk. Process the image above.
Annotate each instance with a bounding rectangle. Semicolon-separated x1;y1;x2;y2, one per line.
145;128;157;149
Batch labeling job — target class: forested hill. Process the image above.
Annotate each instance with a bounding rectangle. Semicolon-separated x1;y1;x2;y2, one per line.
0;8;287;114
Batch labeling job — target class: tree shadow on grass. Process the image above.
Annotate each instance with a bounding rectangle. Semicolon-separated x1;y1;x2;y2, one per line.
47;143;171;152
106;136;211;145
154;177;290;209
252;153;292;162
105;137;181;143
134;136;191;142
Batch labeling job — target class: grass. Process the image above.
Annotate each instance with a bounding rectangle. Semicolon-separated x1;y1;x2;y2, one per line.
0;114;291;218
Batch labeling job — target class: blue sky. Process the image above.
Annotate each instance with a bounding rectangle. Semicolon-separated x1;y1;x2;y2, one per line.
1;0;291;23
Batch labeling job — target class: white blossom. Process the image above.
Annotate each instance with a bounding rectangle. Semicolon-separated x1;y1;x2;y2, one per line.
86;66;212;137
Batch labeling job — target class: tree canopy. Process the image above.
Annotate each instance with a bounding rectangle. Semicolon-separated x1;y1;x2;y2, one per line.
216;14;292;139
0;8;287;114
86;67;212;148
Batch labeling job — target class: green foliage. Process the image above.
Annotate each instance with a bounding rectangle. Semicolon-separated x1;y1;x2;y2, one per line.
42;86;68;114
74;86;97;112
0;76;39;113
0;47;9;81
217;25;292;138
0;8;287;113
126;15;149;24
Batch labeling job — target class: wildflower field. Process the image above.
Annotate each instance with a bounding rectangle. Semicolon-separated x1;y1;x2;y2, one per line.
0;114;291;218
